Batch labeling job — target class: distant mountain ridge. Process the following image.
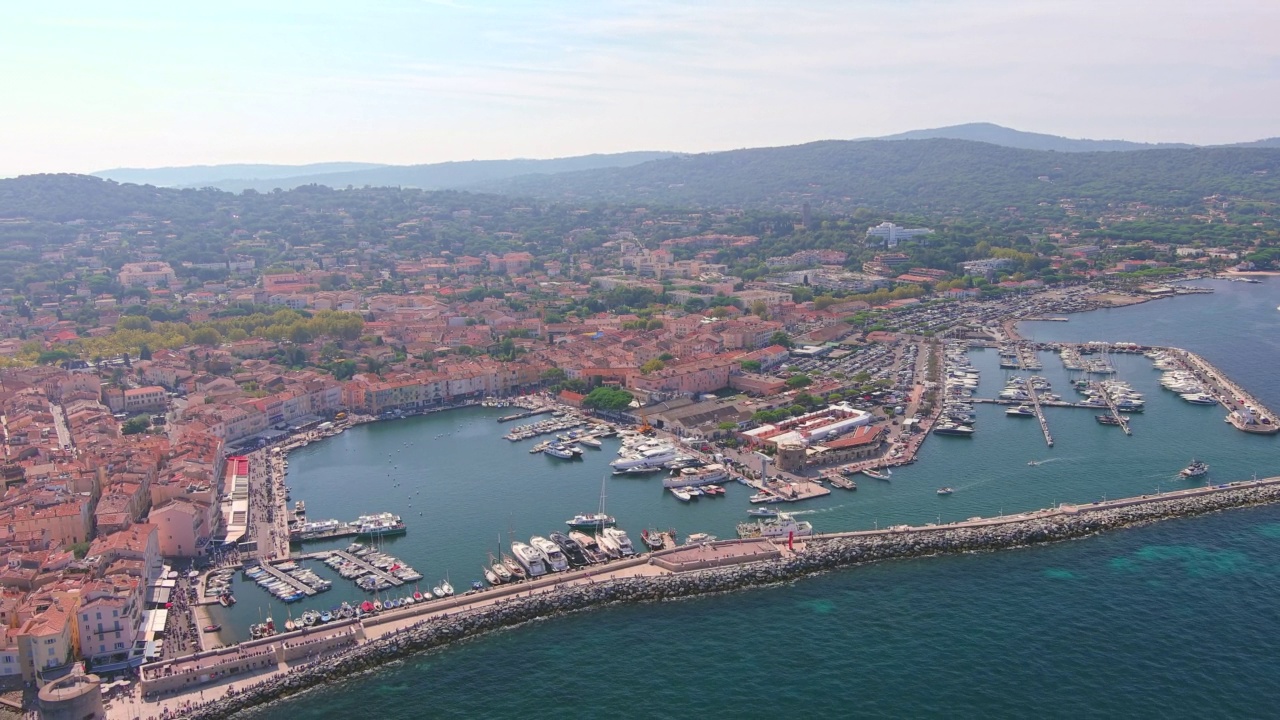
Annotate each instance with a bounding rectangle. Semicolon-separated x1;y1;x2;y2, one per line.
93;152;679;192
865;122;1197;152
92;162;389;187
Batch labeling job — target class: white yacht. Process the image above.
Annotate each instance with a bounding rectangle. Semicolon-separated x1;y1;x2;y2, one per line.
602;527;635;556
578;436;603;448
735;512;815;539
544;444;576;459
530;536;569;572
663;464;729;489
610;445;679;470
595;531;623;558
1181;393;1218;405
511;542;548;577
1005;405;1036;417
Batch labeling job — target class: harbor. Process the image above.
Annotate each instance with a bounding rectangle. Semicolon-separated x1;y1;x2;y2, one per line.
146;471;1280;720
126;280;1280;720
203;353;1264;647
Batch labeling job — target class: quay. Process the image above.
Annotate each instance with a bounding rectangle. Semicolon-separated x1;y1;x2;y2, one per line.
497;407;554;423
1175;349;1280;434
253;561;317;597
329;549;405;587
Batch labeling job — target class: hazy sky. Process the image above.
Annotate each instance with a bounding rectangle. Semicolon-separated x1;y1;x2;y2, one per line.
2;0;1277;177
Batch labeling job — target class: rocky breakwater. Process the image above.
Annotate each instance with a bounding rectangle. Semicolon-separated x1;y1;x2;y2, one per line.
185;479;1280;719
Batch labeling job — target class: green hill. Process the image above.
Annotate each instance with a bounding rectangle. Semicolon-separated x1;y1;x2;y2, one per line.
478;139;1280;213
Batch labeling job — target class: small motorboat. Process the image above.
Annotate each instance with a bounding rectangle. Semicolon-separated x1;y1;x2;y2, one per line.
747;507;779;518
937;487;954;495
861;468;891;481
202;624;221;633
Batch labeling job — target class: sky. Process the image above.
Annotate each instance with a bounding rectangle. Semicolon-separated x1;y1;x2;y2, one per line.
1;0;1277;177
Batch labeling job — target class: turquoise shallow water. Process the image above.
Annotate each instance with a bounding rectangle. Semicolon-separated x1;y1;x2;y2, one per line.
231;278;1280;718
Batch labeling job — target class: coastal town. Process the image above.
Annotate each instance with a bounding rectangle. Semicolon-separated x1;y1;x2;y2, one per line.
0;181;1276;718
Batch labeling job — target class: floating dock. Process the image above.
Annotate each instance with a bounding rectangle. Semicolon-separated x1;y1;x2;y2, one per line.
328;549;405;587
256;562;317;597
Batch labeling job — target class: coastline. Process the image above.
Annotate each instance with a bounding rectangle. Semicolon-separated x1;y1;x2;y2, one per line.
171;476;1280;720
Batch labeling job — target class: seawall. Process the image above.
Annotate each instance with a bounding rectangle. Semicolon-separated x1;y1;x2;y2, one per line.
184;477;1280;719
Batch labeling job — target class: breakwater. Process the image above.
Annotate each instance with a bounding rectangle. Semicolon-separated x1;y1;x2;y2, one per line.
183;477;1280;720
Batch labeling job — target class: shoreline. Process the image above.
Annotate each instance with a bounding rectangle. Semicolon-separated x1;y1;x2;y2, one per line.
163;476;1280;719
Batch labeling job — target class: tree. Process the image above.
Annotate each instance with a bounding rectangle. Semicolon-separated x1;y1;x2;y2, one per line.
740;359;762;372
121;417;151;435
582;387;634;411
785;374;812;389
541;367;568;383
191;327;222;346
640;359;665;373
769;331;793;349
138;343;152;361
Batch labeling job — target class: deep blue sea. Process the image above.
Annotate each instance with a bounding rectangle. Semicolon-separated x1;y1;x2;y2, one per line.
231;278;1280;718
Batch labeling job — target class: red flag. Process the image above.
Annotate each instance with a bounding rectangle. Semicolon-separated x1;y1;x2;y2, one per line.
788;531;793;551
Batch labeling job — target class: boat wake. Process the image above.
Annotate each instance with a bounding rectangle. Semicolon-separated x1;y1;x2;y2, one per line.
787;505;846;516
1029;456;1078;466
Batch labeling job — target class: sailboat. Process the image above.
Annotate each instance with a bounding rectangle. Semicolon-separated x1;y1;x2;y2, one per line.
500;532;525;580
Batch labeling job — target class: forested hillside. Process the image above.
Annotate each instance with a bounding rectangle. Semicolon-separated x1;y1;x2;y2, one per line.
479;139;1280;214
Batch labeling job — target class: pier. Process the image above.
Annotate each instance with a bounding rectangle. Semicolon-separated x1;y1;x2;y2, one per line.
497;407;554;423
1023;378;1054;447
1098;383;1133;436
329;549;405;587
255;561;317;597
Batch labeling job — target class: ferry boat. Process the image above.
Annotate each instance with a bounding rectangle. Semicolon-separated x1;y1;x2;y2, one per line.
937;487;954;495
511;542;548;577
355;513;407;538
663;464;728;488
290;518;347;542
1005;405;1036;417
736;512;814;540
530;536;570;572
544;444;578;459
1179;459;1209;478
565;512;615;530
